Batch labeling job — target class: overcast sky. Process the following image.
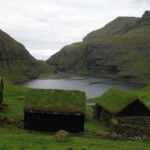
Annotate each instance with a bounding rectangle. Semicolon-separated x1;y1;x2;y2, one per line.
0;0;150;60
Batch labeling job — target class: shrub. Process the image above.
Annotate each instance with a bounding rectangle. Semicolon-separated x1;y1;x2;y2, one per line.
85;106;93;120
0;78;4;104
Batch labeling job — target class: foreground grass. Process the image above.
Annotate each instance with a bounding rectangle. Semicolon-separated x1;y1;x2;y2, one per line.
0;126;149;150
0;84;150;149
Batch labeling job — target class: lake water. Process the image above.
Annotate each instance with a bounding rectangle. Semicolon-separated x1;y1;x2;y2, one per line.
23;77;139;99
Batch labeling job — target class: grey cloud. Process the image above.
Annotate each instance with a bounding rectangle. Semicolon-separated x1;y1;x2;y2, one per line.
0;0;150;60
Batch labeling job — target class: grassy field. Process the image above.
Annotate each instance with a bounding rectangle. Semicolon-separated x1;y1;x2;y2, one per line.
0;126;150;150
0;84;150;149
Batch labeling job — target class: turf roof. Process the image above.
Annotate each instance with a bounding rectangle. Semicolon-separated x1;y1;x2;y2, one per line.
95;86;150;114
95;87;139;114
25;89;86;113
135;86;150;109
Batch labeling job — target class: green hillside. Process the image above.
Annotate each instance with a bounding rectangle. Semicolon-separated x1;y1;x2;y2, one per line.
47;10;150;84
0;29;51;82
48;42;88;74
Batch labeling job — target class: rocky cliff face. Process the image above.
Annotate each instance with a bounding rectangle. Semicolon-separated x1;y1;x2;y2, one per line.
47;11;150;84
0;29;40;82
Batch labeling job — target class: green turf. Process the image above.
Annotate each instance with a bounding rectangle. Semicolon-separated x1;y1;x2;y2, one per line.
25;89;86;113
93;86;150;114
94;87;137;114
0;126;149;150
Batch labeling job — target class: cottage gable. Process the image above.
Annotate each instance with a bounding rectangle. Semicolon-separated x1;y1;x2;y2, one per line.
95;88;137;114
117;99;150;116
94;87;150;120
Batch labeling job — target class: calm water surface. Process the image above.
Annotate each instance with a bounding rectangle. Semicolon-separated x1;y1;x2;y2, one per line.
23;78;139;99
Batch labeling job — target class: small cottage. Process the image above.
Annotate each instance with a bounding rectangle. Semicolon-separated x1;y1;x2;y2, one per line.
94;88;150;124
24;89;86;133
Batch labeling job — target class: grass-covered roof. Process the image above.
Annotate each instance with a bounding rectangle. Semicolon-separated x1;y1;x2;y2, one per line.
94;86;150;114
95;87;137;114
25;89;86;113
135;86;150;108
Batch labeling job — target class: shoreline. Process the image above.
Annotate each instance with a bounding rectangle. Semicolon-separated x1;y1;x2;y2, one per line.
21;73;143;100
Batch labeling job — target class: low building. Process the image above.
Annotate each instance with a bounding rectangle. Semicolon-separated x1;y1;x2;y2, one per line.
94;88;150;125
24;89;86;133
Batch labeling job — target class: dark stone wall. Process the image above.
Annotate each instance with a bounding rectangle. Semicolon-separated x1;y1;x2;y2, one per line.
24;110;84;133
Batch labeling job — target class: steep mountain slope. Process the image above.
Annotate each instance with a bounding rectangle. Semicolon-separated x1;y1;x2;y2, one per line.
84;17;139;42
48;42;88;74
0;29;41;82
47;11;150;84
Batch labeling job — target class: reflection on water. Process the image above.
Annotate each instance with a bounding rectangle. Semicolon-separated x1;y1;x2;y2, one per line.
23;78;139;99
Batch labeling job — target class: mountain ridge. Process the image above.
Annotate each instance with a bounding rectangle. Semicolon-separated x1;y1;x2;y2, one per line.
47;11;150;84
